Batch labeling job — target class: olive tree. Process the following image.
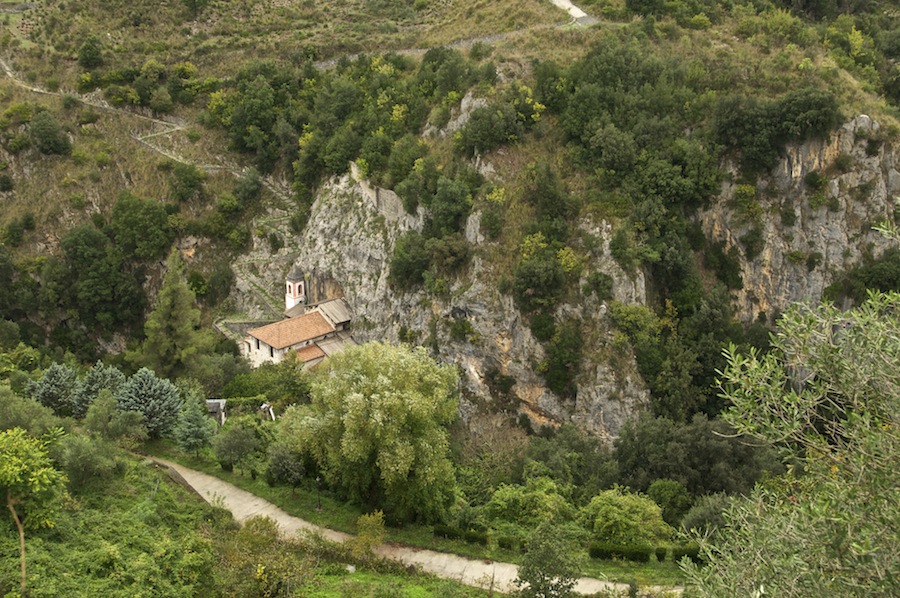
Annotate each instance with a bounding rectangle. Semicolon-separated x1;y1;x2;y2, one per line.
515;522;585;598
281;342;458;523
685;292;900;596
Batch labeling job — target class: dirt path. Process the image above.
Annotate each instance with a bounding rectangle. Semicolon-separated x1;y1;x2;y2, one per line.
153;458;680;596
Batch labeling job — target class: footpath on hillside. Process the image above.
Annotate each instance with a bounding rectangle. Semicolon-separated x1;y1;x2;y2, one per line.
151;458;680;596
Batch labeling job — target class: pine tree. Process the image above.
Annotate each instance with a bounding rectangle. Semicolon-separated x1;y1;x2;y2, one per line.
174;398;215;455
117;368;182;439
130;249;213;380
72;361;126;419
28;363;78;417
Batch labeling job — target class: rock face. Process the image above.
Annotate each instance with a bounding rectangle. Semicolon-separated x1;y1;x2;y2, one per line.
233;115;895;442
235;165;649;443
701;115;899;322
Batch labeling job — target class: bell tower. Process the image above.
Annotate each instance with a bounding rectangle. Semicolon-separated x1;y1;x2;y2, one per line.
285;265;306;311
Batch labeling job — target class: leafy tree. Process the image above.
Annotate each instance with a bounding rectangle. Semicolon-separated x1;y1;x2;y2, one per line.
189;351;251;397
425;176;472;237
389;231;430;289
129;249;214;380
182;0;209;18
515;522;585;598
484;474;576;528
614;413;778;497
647;478;693;527
543;319;583;398
213;417;263;474
117;368;182;439
685;292;900;596
513;250;565;313
0;319;20;351
524;425;617;506
29;110;71;155
0;427;67;595
28;362;78;417
282;342;458;523
72;361;126;419
265;442;306;492
60;224;145;330
581;487;673;546
680;492;729;536
83;390;148;447
51;433;118;491
170;162;205;202
221;358;309;410
0;386;60;435
455;102;522;156
108;193;174;260
234;168;263;206
174;397;215;456
76;35;103;69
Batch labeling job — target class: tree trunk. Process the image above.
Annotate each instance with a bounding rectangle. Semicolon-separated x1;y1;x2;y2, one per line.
6;491;26;596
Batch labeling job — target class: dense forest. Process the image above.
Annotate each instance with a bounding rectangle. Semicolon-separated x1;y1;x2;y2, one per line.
0;0;898;594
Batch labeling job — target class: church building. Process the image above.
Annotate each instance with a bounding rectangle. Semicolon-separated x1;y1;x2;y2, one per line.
241;266;356;368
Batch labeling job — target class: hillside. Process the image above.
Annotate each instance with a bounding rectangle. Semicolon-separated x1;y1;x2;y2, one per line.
0;0;896;432
0;1;898;592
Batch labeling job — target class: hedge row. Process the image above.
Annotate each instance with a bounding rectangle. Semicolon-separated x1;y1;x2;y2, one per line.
589;543;652;562
433;525;488;546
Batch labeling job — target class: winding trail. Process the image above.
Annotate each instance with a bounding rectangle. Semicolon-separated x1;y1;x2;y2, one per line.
153;458;679;596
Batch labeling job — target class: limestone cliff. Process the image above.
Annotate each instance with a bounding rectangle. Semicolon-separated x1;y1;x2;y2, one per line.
701;115;899;322
232;164;649;443
231;115;895;442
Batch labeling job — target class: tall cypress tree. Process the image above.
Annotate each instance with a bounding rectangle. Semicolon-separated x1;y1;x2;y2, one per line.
129;249;212;380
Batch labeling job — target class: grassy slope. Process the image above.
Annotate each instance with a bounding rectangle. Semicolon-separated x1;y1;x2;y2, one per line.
0;450;486;596
1;0;894;253
5;0;564;85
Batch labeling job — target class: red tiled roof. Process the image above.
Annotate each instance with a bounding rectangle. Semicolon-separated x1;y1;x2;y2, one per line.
248;312;333;349
293;344;326;363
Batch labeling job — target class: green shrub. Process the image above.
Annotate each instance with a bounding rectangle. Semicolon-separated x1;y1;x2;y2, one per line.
806;252;823;272
809;191;828;209
589;542;615;559
803;170;827;191
740;227;764;261
77;35;103;69
497;536;517;550
480;203;503;240
780;204;797;227
464;529;489;545
30;111;71;155
170;162;205;201
433;524;462;540
455;102;522;156
834;153;854;173
619;545;652;562
584;271;613;300
588;543;652;562
655;546;667;562
672;543;703;564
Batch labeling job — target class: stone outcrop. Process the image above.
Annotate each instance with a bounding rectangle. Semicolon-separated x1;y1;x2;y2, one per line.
233;115;895;442
234;164;648;443
701;115;899;322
